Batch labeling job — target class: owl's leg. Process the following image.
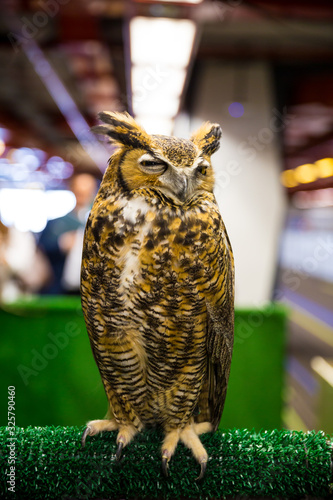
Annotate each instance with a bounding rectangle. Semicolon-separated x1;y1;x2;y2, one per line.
115;423;139;460
81;419;139;460
193;421;213;435
161;429;181;477
180;422;212;480
161;422;212;479
81;419;118;447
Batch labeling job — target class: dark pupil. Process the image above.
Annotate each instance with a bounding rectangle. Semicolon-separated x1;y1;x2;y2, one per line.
142;160;161;167
200;166;207;175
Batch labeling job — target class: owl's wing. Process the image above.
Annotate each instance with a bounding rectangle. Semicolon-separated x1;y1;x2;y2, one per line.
199;216;234;431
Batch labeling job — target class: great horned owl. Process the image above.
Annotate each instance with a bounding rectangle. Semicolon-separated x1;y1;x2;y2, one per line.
81;112;234;479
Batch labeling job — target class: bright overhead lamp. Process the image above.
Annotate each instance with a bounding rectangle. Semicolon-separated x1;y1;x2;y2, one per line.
294;163;317;184
315;158;333;178
130;17;196;67
280;169;298;188
132;90;180;118
129;16;197;138
131;66;186;98
136;116;174;136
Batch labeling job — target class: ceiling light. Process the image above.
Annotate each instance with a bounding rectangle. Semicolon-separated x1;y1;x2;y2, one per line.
129;16;197;137
280;169;298;188
131;66;186;98
130;17;196;67
135;116;174;136
315;158;333;178
132;92;180;118
294;164;317;184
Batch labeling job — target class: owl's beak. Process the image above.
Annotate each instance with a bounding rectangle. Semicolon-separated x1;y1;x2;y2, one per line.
159;168;190;203
176;175;188;202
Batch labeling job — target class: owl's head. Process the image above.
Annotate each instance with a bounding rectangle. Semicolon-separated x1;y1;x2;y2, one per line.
93;111;222;204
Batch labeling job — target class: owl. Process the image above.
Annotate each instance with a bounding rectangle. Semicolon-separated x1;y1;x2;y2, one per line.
81;112;234;480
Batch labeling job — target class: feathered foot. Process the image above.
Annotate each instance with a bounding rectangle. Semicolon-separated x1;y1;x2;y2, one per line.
161;429;180;477
81;419;118;447
161;421;212;480
81;419;138;461
115;424;138;461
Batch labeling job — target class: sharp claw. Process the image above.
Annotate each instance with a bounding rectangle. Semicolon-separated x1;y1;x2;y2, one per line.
196;460;207;481
161;457;169;477
81;426;91;448
116;440;124;461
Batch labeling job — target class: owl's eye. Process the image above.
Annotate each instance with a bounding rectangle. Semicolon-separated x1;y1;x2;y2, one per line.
141;160;162;167
139;155;168;174
197;164;209;176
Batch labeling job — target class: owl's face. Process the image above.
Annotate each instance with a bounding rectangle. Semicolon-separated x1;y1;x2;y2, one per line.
93;112;222;205
117;136;215;204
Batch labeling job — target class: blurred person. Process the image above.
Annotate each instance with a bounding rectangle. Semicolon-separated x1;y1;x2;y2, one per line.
38;173;98;295
0;221;50;302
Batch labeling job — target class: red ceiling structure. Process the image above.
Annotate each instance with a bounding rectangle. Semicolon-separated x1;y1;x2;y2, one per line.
0;0;332;187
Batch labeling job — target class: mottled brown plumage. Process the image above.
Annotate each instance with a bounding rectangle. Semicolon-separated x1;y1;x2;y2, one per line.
81;112;234;479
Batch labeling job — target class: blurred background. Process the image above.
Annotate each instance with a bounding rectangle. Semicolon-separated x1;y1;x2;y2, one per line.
0;0;332;433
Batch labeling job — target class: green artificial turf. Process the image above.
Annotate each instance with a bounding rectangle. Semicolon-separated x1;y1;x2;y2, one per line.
0;426;332;499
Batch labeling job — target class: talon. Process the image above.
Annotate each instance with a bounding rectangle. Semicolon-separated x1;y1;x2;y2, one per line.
116;439;124;461
196;459;207;481
81;426;91;448
161;456;169;477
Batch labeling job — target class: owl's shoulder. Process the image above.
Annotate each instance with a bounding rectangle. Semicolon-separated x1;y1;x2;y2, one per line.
186;192;222;227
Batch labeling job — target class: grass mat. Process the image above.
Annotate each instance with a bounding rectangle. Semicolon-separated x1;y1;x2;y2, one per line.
0;426;332;499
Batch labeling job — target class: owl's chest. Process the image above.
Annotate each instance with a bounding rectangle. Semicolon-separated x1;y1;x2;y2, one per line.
113;198;177;291
89;193;216;293
83;194;220;339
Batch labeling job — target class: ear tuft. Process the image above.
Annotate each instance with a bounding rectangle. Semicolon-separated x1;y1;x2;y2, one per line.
190;122;222;156
92;111;151;149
